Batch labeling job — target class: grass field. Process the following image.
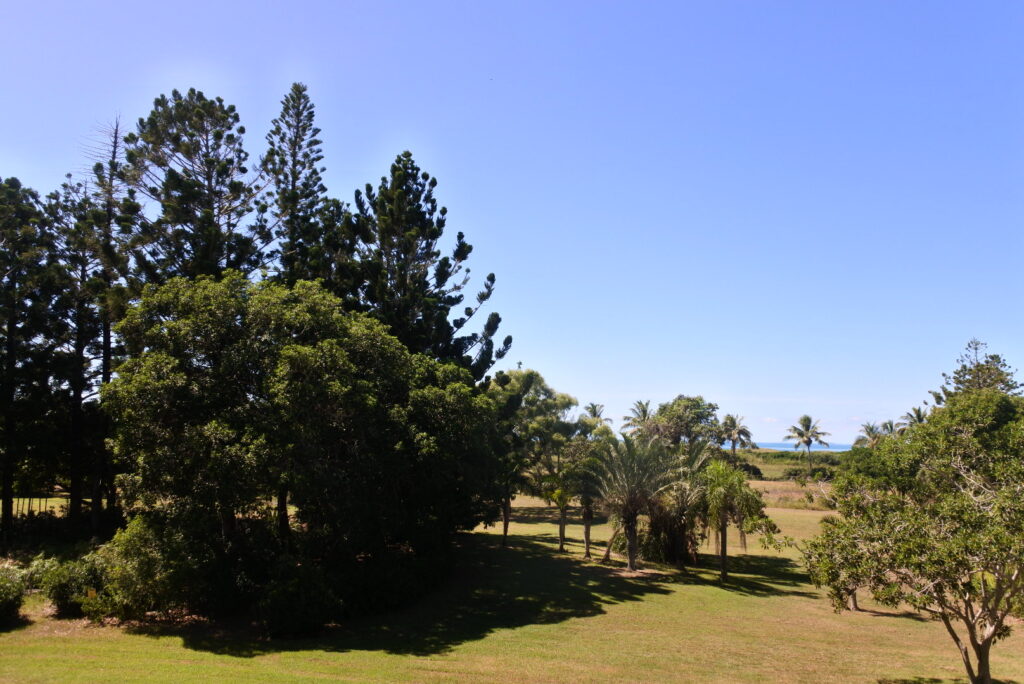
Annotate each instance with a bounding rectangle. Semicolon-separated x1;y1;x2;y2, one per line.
1;498;1022;682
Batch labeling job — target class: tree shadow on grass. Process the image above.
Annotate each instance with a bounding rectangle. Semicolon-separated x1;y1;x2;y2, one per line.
0;613;31;633
676;552;818;599
127;532;674;658
861;607;930;623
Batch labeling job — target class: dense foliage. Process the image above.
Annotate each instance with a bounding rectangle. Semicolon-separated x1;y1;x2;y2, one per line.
0;82;517;632
805;390;1024;684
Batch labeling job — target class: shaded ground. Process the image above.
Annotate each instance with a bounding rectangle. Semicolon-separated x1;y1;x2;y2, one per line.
126;533;674;658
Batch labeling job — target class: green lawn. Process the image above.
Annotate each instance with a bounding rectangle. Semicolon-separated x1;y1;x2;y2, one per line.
10;496;70;517
2;498;1022;682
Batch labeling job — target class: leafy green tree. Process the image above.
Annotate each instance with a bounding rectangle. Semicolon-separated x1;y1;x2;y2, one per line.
350;151;510;381
720;414;756;462
783;415;830;474
106;273;499;617
0;178;61;548
123;88;266;282
107;273;276;540
804;514;871;611
698;459;776;581
805;390;1024;684
515;378;589;552
542;435;602;553
484;369;539;546
591;436;673;570
651;395;719;446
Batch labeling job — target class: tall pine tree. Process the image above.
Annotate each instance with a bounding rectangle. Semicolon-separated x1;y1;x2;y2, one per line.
123;88;266;281
263;83;358;290
351;152;511;381
0;178;61;548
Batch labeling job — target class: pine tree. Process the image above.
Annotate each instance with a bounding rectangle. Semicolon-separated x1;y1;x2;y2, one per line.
931;339;1021;405
46;179;104;522
85;120;135;529
123;88;266;281
351;151;511;380
264;83;357;289
0;178;61;548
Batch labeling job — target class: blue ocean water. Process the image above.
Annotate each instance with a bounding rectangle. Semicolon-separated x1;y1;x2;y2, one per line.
755;441;851;452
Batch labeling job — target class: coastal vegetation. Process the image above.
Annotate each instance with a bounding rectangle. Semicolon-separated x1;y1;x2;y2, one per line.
1;81;1022;682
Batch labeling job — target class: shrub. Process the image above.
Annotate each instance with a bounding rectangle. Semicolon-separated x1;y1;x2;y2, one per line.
23;554;60;591
82;516;178;621
40;556;104;618
737;462;764;479
0;564;25;624
783;465;834;481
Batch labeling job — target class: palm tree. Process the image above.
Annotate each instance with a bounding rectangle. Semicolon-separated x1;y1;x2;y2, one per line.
783;415;830;474
853;422;883;449
584;402;613;424
673;438;715;564
591;435;672;570
880;419;905;436
700;460;774;581
720;414;756;463
902;406;928;427
621;400;653;434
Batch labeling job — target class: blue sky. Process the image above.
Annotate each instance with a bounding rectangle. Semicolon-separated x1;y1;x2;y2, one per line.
3;1;1022;441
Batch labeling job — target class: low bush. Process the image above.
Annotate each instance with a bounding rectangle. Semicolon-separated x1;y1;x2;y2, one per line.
23;554;60;591
783;465;835;481
0;564;26;624
40;555;105;618
737;462;764;479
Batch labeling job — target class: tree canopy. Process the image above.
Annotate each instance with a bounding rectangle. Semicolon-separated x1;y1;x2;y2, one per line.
806;389;1024;684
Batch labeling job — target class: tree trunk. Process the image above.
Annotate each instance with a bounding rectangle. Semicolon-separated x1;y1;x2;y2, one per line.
90;463;104;534
625;515;638;571
939;614;989;684
731;441;737;464
68;304;87;523
558;507;567;552
219;506;236;541
276;485;290;543
68;397;83;522
972;639;992;684
848;590;859;612
719;512;728;582
105;479;117;516
582;504;593;559
602;525;621;563
501;495;511;547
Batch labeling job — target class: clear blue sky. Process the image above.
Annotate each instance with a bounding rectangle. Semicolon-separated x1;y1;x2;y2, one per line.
3;1;1022;442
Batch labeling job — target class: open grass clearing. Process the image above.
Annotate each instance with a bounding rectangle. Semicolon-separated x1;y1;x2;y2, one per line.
1;498;1022;682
